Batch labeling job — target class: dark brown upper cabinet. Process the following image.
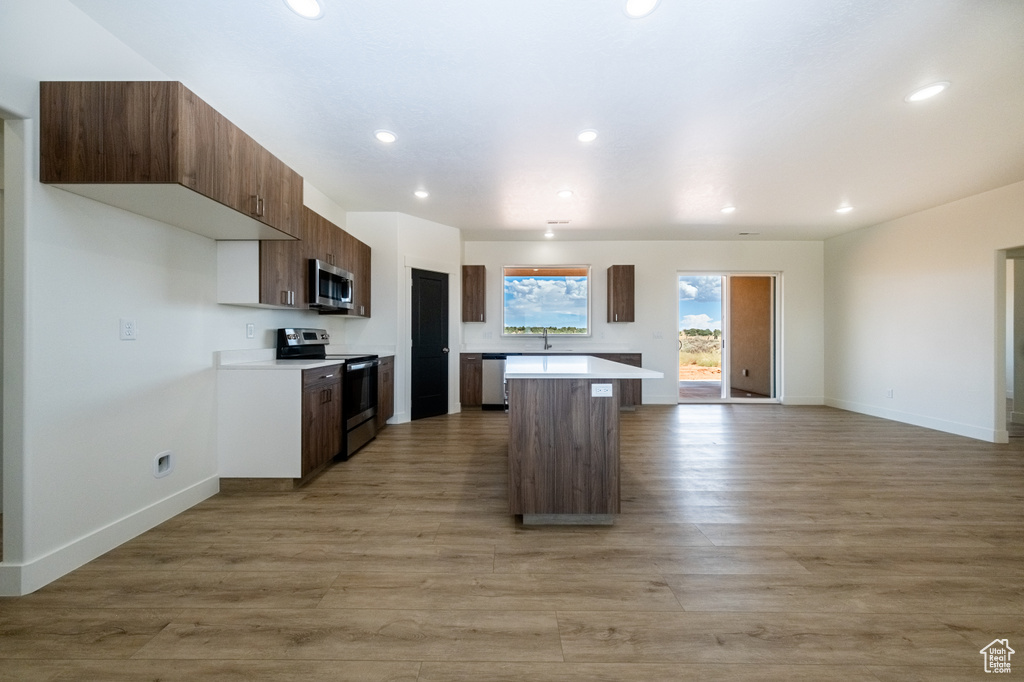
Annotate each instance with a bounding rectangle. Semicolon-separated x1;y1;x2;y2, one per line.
40;81;302;241
299;207;371;318
462;265;486;322
607;264;635;323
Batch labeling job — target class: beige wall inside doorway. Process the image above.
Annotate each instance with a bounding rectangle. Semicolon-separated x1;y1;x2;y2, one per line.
729;276;773;396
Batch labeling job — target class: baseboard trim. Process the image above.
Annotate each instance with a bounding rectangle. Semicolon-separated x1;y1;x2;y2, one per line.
825;398;1006;443
0;476;219;596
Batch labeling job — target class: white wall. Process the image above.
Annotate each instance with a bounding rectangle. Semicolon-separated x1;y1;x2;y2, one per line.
346;212;464;422
1;122;5;511
0;0;354;594
463;240;826;405
1014;260;1024;424
824;180;1024;443
1008;259;1015;400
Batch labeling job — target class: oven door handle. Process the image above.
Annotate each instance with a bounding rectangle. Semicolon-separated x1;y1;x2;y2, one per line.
347;360;379;372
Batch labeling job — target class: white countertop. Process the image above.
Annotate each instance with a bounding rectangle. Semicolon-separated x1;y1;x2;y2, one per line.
218;358;344;371
216;347;393;371
505;355;663;380
462;347;634;355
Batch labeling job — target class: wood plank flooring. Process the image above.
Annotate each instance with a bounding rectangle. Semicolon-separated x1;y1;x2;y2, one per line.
1;405;1023;680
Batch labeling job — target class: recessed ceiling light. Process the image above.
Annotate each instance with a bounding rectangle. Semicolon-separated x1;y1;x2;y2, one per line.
544;230;555;239
577;129;598;143
721;206;736;214
557;189;574;199
284;0;324;19
904;81;950;102
414;189;429;199
836;205;854;214
374;129;397;144
624;0;660;18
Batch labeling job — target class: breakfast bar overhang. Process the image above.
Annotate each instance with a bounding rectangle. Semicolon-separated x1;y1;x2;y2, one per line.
505;355;664;525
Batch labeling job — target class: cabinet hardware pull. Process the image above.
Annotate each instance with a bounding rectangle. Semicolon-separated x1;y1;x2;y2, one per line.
256;195;265;217
321;374;334;379
281;290;290;305
480;313;483;321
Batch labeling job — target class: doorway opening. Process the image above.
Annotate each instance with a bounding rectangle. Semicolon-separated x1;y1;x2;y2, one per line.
1008;254;1024;439
678;273;778;403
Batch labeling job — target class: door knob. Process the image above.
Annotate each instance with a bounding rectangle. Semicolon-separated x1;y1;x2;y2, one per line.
442;347;450;354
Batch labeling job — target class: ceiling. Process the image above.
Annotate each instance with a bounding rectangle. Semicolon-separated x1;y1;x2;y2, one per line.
68;0;1024;241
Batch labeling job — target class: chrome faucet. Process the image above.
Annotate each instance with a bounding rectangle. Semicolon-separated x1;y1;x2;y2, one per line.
542;328;552;350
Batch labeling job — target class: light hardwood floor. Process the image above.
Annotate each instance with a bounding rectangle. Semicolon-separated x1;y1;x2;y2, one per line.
1;405;1022;680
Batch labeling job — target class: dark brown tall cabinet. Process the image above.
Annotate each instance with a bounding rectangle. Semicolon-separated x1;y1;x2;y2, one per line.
462;265;486;322
459;353;483;406
40;81;302;241
339;231;372;318
376;356;395;430
607;264;635;323
301;365;342;479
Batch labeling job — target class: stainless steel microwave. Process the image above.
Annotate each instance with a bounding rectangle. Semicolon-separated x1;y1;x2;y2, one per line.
308;259;354;311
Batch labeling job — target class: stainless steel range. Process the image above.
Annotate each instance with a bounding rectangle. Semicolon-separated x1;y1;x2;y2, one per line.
277;328;379;460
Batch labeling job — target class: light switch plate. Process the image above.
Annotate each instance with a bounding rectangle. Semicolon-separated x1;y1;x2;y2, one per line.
592;383;613;397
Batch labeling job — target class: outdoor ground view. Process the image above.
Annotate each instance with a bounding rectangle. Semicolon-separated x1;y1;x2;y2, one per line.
679;275;722;381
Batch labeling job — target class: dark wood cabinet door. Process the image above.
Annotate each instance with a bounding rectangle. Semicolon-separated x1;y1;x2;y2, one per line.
334;228;371;318
352;238;371;317
607;264;635;323
459;354;483;406
376;356;395;431
301;367;342;477
462;265;486;322
40;81;302;240
178;83;226;200
253;144;303;238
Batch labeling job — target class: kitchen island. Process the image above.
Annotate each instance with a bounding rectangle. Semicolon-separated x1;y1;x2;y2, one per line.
505;355;663;525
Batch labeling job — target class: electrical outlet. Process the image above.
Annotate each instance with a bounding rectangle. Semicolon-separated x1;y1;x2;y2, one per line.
153;451;174;478
246;323;255;339
652;331;663;339
591;383;613;397
886;388;894;398
119;318;137;341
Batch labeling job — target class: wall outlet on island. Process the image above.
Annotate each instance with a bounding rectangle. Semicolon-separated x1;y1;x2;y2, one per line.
592;383;613;397
246;323;255;339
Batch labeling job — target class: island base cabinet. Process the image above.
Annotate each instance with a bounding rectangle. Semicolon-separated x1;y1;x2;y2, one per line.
507;378;620;516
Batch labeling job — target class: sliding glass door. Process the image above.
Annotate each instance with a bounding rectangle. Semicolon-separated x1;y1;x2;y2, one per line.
678;273;778;402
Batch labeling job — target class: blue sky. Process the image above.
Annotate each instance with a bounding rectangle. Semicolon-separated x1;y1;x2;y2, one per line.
504;276;588;328
679;276;722;331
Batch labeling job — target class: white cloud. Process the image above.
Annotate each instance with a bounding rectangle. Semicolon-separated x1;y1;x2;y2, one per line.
679;281;698;300
504;277;588;326
681;313;721;330
679;276;721;302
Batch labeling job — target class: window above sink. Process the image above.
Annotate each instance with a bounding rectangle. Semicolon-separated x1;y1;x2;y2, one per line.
502;265;591;337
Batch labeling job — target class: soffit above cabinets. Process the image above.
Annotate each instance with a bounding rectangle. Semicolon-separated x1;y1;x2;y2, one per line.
67;0;1024;241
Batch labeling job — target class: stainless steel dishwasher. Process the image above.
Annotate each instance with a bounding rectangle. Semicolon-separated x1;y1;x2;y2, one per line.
482;353;519;410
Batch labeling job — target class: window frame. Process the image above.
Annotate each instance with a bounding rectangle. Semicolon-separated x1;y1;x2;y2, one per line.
501;264;593;338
